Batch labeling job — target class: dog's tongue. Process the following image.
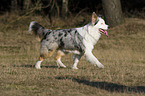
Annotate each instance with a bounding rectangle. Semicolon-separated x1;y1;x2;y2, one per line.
104;30;109;37
99;29;109;37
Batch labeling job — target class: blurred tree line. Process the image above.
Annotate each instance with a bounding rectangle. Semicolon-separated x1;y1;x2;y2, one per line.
0;0;145;27
1;0;144;16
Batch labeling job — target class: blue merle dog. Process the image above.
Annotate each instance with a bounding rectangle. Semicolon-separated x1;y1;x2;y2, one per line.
28;12;109;69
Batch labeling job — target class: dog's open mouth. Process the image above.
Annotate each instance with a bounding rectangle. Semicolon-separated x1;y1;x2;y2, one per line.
99;29;109;37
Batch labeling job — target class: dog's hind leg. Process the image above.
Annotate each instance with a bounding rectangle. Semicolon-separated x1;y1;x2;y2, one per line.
84;51;104;68
35;57;44;69
72;54;82;69
35;48;56;69
56;50;66;68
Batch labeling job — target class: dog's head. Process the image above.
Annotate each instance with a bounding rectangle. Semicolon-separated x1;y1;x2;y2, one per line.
91;12;109;37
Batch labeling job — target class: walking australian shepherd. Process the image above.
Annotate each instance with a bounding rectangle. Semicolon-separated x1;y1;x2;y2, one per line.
28;12;109;69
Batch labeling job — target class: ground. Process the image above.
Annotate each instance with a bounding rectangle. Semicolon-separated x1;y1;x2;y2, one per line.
0;14;145;96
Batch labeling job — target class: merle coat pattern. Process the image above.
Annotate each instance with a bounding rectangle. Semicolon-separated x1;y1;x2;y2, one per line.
29;12;109;69
45;29;85;52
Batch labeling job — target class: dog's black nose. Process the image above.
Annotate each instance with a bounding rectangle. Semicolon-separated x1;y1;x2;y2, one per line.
108;25;110;29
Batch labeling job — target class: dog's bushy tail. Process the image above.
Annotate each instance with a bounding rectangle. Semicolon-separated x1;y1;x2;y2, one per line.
28;21;44;36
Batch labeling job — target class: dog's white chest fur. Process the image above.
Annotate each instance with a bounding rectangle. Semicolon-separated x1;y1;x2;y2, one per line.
77;24;101;51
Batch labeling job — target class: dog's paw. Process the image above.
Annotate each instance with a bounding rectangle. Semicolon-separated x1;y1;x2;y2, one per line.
58;65;66;69
60;65;66;68
35;66;41;69
35;61;42;69
72;66;79;69
57;63;66;68
98;64;104;68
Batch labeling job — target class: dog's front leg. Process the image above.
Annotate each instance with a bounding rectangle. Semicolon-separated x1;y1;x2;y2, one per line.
84;51;104;68
72;54;82;69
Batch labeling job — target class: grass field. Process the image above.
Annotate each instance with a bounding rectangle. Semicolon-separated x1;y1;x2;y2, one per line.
0;14;145;96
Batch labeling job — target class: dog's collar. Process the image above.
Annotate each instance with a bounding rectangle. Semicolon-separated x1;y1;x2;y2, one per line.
94;20;99;25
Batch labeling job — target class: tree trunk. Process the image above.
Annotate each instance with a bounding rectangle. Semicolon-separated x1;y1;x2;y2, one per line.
61;0;68;19
11;0;18;11
24;0;31;10
102;0;124;27
11;0;24;12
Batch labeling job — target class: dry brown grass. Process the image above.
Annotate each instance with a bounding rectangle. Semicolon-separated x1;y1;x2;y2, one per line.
0;14;145;96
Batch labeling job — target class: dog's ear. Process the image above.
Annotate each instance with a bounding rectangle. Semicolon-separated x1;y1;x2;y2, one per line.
91;12;98;25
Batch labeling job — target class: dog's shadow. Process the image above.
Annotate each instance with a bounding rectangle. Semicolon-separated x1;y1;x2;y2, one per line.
14;64;75;69
56;77;145;93
13;64;58;69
